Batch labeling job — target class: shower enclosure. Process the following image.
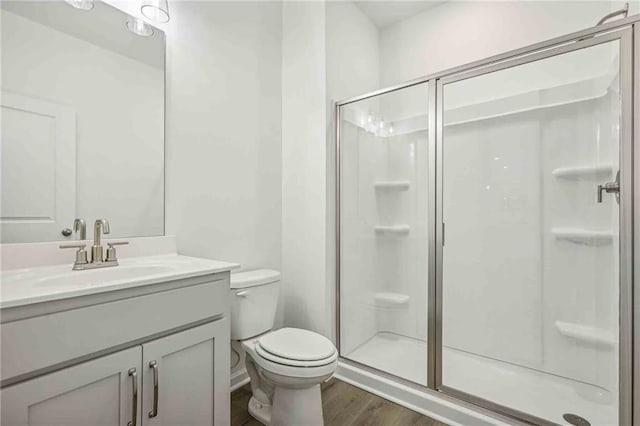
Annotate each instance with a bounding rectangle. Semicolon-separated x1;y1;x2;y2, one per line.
336;18;638;426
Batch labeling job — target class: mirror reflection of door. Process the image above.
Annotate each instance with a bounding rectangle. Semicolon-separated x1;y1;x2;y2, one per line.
1;92;77;242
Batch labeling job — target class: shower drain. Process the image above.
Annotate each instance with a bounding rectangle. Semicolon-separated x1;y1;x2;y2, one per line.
562;413;591;426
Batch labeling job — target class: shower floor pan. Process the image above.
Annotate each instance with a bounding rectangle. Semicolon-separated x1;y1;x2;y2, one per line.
346;332;616;425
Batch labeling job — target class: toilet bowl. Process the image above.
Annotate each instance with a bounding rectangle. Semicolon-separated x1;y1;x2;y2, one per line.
231;270;338;426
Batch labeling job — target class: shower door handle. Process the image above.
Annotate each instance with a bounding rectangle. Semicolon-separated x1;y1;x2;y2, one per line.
597;171;620;204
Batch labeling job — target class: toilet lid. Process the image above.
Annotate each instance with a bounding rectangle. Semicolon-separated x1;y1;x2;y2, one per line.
255;344;338;368
257;328;336;362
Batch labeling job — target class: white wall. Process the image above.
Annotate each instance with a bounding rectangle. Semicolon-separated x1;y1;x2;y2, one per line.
1;10;164;241
164;1;282;272
326;1;380;342
281;1;328;334
379;0;637;86
326;2;380;103
280;1;380;338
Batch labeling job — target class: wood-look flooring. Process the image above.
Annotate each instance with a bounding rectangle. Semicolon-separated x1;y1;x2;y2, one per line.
231;378;447;426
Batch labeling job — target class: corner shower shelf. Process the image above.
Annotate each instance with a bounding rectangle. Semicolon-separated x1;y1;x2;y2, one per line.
552;228;613;246
373;292;410;309
551;165;615;180
374;225;410;236
374;181;410;191
555;321;616;349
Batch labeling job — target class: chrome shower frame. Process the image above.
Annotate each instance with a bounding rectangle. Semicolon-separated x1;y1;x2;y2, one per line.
334;14;640;426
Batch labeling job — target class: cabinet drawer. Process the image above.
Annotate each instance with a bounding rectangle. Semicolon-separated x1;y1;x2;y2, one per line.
2;277;228;383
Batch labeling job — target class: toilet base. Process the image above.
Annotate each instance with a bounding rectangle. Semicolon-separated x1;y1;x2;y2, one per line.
242;334;335;426
247;384;324;426
248;396;271;425
271;383;324;426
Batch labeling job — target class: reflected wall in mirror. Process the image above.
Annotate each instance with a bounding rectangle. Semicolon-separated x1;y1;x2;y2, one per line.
1;0;165;243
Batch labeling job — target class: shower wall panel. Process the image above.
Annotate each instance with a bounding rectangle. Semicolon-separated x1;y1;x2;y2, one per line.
442;114;543;368
439;36;623;425
339;83;430;385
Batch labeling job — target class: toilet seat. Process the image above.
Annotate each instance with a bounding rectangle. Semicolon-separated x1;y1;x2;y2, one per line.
255;344;338;368
257;328;336;366
242;328;338;378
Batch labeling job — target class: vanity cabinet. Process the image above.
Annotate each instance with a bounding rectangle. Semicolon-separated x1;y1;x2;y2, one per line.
1;269;234;426
142;320;229;426
1;320;228;426
1;346;143;426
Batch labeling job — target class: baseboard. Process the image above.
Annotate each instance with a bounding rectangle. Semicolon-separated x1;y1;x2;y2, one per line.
231;367;250;392
335;360;515;426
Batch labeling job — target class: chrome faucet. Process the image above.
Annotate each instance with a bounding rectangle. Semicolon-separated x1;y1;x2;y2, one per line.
60;218;128;270
73;218;86;240
92;219;110;263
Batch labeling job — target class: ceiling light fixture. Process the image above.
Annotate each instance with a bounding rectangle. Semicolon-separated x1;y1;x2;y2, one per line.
140;0;169;24
64;0;94;10
126;16;154;37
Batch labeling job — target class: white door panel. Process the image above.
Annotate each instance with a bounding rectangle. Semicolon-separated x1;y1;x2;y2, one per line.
1;91;76;242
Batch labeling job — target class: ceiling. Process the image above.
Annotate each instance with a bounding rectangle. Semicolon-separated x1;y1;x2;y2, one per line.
353;0;448;28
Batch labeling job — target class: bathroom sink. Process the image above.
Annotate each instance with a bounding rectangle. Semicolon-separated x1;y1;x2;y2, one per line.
29;263;179;289
1;254;239;309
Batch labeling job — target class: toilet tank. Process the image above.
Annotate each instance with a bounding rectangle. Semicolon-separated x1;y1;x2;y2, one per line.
230;269;281;340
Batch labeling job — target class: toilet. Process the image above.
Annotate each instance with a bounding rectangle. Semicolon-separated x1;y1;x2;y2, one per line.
230;269;338;426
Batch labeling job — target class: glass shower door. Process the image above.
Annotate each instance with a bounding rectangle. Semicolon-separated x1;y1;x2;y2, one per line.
437;31;632;425
338;82;431;386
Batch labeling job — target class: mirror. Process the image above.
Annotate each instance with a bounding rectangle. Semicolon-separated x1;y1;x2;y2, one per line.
1;0;165;243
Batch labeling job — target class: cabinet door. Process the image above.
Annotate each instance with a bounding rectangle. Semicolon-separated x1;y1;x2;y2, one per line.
142;320;229;426
1;346;142;426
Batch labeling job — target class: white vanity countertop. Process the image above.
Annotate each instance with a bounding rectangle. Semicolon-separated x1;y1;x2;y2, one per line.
1;254;239;309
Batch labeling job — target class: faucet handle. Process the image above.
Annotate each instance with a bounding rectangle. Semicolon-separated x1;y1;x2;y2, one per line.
60;243;86;249
105;241;128;262
59;243;88;265
107;241;129;247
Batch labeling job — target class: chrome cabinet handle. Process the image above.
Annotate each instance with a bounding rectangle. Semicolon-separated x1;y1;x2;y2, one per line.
148;361;159;418
128;368;138;426
236;290;249;297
